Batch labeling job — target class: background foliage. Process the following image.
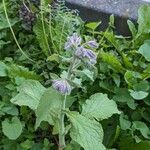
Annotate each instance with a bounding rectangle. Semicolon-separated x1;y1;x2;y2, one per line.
0;0;150;150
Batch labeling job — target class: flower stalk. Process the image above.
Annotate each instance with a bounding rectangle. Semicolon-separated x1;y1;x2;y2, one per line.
52;33;98;150
58;56;76;150
59;94;67;150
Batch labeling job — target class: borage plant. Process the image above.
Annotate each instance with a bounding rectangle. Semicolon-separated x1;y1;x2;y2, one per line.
11;33;120;150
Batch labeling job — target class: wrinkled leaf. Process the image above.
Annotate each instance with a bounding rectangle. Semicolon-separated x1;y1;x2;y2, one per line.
8;64;41;80
11;80;46;110
82;93;120;120
66;111;105;150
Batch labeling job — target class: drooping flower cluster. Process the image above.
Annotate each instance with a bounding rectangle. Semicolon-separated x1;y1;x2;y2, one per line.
52;79;71;95
52;33;98;95
64;33;98;65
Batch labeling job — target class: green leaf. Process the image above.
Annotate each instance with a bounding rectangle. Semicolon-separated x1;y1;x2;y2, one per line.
129;90;149;100
132;121;150;139
21;140;34;149
85;21;101;30
75;69;94;81
124;71;142;86
33;20;50;56
41;0;53;7
100;51;124;73
35;88;62;129
82;93;120;120
104;32;120;50
138;40;150;61
8;64;41;80
133;80;150;92
72;78;82;88
0;61;7;76
127;20;137;38
1;104;18;116
137;5;150;34
143;64;150;79
2;117;23;140
66;111;106;150
0;14;19;30
113;88;136;110
11;80;46;110
120;114;131;130
142;110;150;123
109;14;115;27
99;81;115;93
112;74;120;87
122;54;134;70
47;54;60;63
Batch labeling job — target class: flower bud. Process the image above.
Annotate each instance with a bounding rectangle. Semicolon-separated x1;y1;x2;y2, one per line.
52;79;71;95
65;33;82;50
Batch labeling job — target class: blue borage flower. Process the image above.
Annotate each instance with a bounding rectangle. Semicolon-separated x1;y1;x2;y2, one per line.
64;33;98;65
85;40;99;49
52;79;71;95
65;33;82;50
75;46;97;64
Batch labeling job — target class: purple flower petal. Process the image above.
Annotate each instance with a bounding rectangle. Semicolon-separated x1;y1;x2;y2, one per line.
75;47;86;59
86;40;99;49
75;47;97;63
52;79;71;95
85;49;97;60
64;33;82;50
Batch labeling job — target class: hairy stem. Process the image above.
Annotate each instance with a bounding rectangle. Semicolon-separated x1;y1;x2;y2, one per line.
59;94;67;150
58;56;76;150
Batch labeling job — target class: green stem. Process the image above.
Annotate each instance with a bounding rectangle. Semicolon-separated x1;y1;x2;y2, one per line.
67;56;76;79
58;55;76;150
59;94;67;150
